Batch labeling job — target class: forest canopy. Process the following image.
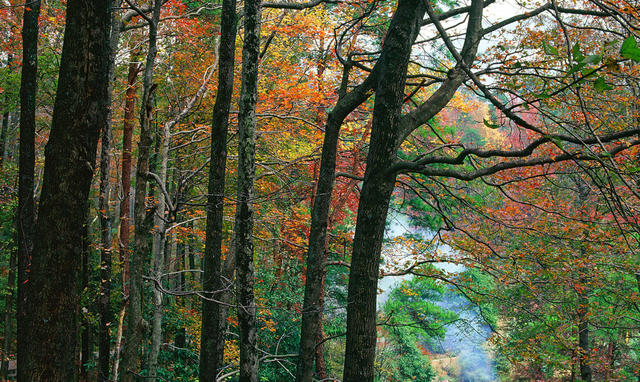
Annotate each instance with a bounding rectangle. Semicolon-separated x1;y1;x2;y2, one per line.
0;0;639;380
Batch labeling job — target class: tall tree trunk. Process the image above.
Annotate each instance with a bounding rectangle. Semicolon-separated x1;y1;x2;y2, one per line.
16;2;40;381
295;55;378;382
120;52;141;294
235;0;261;379
342;2;425;381
0;112;8;169
200;0;237;379
121;1;163;380
1;245;16;380
148;106;170;382
0;58;17;372
340;0;486;378
0;53;12;170
22;0;112;379
112;55;141;381
577;283;591;382
80;224;91;381
97;2;124;379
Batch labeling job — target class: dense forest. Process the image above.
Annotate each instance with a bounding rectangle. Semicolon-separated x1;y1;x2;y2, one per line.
0;0;639;380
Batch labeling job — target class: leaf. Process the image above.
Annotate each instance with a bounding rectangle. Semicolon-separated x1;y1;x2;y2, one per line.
594;76;613;92
483;118;500;129
572;42;584;62
566;62;585;77
620;36;640;62
584;54;601;65
542;41;558;56
550;137;564;150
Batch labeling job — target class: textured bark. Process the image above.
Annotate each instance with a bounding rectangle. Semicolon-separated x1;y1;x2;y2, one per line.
0;54;12;170
120;57;141;292
235;0;261;379
80;227;90;381
97;2;124;379
16;2;40;381
343;2;425;381
341;0;485;379
199;0;237;379
148;123;169;382
121;1;163;380
111;55;140;382
0;113;7;169
295;64;376;382
21;0;112;380
1;245;16;380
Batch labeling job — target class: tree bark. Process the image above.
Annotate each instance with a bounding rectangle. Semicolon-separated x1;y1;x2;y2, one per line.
342;2;425;381
0;52;11;170
97;2;124;379
121;1;163;380
295;63;376;382
148;123;169;382
200;0;237;379
22;0;112;379
339;0;485;379
1;244;16;380
16;2;40;381
80;224;91;381
111;53;140;382
235;0;261;379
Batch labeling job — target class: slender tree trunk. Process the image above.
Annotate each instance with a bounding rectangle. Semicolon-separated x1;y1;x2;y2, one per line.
0;53;11;170
295;58;376;382
22;0;112;379
112;56;141;380
342;2;425;381
235;0;261;379
120;52;141;294
111;305;127;382
577;291;591;382
200;0;237;379
80;226;91;381
16;2;40;381
148;105;171;382
1;247;16;380
97;2;124;379
0;54;15;369
0;112;8;169
121;1;162;380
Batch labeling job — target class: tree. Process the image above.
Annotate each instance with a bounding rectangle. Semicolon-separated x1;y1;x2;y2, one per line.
21;0;112;379
121;0;163;380
235;0;262;379
15;1;40;380
199;0;237;379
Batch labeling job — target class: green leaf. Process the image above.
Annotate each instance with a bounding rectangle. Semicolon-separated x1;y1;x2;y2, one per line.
551;137;564;150
543;41;558;56
572;42;584;62
594;76;613;92
620;36;640;62
483;118;500;129
585;54;601;65
566;62;585;76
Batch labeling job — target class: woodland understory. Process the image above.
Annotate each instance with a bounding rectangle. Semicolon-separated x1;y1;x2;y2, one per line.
1;0;640;381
